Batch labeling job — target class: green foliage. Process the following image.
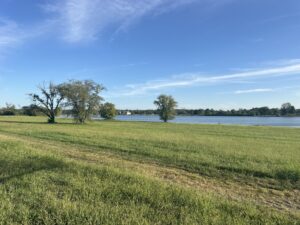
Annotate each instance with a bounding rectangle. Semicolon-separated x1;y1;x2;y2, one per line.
100;102;116;120
21;104;43;116
118;105;300;117
0;117;299;224
154;94;177;122
0;103;17;116
281;102;296;116
29;83;64;123
59;80;105;123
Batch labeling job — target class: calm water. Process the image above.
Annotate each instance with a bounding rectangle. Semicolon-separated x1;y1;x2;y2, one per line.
112;115;300;127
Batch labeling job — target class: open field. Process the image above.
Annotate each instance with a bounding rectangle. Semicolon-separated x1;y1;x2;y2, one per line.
0;116;299;224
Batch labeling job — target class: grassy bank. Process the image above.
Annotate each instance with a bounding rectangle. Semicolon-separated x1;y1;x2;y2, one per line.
0;116;299;224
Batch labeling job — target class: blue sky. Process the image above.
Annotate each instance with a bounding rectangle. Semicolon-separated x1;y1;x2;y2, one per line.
0;0;300;109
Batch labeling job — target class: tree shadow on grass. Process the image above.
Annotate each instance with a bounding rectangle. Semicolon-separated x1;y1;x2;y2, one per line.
0;156;66;184
0;120;74;125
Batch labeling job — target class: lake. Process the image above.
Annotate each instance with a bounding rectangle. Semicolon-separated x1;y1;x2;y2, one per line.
112;115;300;127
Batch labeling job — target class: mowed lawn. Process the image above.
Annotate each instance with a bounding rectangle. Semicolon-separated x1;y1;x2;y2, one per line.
0;116;299;224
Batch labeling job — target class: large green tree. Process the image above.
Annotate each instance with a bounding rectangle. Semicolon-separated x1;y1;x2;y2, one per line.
30;83;64;123
154;95;177;122
100;102;116;120
59;80;105;123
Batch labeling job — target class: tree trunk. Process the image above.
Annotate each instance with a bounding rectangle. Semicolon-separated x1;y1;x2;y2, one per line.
48;112;55;124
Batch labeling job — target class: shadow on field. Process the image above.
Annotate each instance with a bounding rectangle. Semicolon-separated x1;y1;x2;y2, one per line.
0;156;66;184
0;120;72;125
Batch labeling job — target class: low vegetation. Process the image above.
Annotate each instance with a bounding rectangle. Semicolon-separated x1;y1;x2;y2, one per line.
119;102;300;117
0;116;299;224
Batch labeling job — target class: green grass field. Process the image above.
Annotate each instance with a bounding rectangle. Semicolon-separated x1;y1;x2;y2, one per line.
0;116;299;224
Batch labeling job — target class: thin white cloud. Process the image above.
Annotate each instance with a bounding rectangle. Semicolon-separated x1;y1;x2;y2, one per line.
0;0;230;50
42;0;205;43
114;62;300;96
0;18;51;59
225;85;300;95
0;19;23;57
234;89;274;94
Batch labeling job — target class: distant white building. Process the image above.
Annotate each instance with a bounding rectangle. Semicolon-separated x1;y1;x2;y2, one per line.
126;111;132;115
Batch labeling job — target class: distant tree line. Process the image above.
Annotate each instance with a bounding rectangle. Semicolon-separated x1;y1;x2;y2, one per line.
1;100;299;120
118;103;300;117
0;81;299;124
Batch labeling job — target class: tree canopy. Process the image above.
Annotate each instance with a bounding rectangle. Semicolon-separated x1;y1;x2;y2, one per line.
154;95;177;122
59;80;105;123
100;102;116;120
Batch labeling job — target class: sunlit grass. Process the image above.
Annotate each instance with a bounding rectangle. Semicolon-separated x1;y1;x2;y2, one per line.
0;116;299;224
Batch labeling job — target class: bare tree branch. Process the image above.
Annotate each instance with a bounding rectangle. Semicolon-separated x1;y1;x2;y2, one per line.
29;82;64;123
